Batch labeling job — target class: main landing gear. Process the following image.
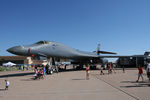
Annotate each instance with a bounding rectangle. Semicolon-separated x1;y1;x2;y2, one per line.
46;57;59;75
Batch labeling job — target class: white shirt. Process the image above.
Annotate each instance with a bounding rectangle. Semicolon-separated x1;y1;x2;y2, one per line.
146;64;150;72
6;81;10;86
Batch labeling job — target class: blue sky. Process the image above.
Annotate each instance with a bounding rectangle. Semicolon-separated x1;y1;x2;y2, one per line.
0;0;150;56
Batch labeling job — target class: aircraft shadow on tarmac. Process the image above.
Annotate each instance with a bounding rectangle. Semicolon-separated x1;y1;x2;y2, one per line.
121;81;148;83
0;72;34;78
59;69;78;72
20;78;37;81
0;89;6;91
120;81;150;88
0;69;79;79
59;68;87;72
72;78;86;80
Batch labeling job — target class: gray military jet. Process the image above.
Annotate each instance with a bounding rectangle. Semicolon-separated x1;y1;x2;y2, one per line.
7;40;116;62
7;40;149;73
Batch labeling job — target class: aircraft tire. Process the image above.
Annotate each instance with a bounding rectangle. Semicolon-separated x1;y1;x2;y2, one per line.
50;70;53;74
46;69;52;74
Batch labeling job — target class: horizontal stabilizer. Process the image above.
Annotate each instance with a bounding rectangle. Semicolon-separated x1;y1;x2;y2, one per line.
98;51;117;54
95;44;117;55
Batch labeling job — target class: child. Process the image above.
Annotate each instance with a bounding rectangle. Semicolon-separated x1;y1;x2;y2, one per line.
136;66;144;82
5;79;10;90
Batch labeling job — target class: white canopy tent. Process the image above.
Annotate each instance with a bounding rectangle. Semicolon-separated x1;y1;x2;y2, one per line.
3;62;16;67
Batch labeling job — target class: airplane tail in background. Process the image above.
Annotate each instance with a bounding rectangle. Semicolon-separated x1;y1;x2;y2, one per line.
94;44;117;55
144;52;150;56
96;44;100;55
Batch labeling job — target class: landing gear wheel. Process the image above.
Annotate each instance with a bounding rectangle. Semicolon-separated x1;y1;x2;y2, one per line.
50;70;53;74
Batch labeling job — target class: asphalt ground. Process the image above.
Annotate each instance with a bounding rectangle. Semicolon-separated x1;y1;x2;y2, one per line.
0;68;150;100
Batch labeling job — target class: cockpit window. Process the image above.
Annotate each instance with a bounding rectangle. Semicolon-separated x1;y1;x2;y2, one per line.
35;41;50;44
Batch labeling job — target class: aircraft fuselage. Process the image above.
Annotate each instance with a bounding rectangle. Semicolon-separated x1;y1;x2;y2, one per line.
7;41;98;60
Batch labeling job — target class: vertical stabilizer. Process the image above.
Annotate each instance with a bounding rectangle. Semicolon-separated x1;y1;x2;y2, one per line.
97;44;100;55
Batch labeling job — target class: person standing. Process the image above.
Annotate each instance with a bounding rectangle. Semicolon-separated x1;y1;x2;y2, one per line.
86;65;90;80
123;66;125;73
136;66;144;82
112;63;116;73
5;79;10;90
34;66;38;79
108;63;112;74
100;64;104;75
43;65;46;77
146;62;150;81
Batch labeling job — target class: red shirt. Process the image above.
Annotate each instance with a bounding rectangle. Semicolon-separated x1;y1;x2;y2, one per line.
39;69;43;74
86;67;89;72
138;67;143;74
109;64;112;70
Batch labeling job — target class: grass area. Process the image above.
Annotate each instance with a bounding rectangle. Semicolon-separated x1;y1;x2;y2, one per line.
0;66;18;72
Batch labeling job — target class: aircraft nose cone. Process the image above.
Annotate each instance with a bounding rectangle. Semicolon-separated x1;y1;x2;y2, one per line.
7;46;24;55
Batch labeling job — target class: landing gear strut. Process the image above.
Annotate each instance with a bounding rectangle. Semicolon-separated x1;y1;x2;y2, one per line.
46;57;59;74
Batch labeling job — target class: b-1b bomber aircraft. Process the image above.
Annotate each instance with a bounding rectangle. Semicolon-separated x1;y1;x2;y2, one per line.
7;40;150;73
7;40;116;63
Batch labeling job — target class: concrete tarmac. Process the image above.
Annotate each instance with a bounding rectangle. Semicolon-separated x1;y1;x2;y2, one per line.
0;69;150;100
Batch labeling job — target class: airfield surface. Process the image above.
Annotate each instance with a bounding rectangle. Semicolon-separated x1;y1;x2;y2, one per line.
0;68;150;100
